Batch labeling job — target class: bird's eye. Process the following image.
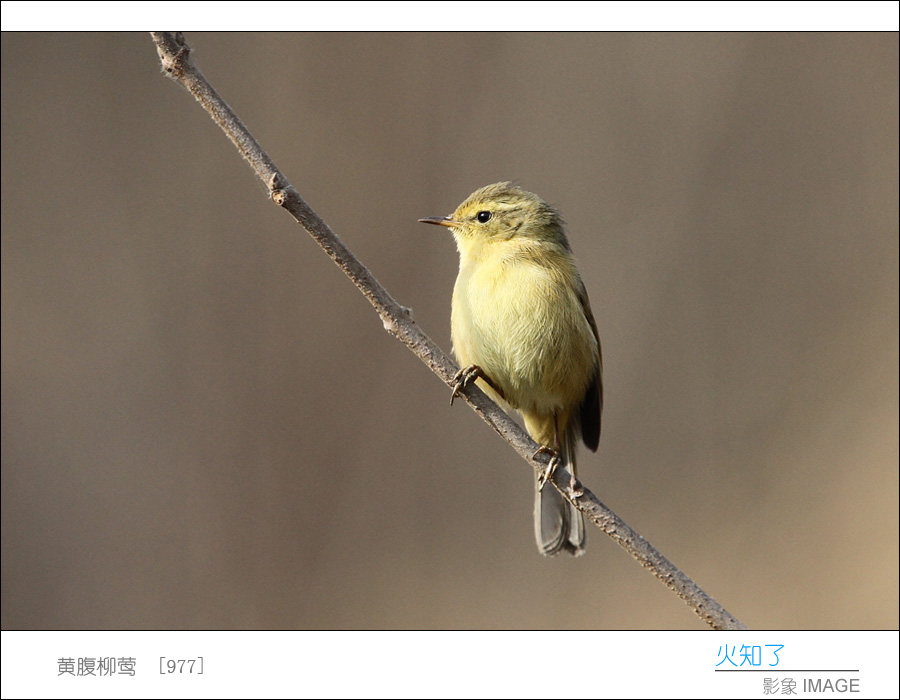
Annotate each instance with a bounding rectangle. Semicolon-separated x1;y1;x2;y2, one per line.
476;211;492;223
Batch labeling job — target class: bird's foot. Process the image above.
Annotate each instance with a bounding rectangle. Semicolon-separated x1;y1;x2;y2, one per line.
534;446;560;492
450;365;485;406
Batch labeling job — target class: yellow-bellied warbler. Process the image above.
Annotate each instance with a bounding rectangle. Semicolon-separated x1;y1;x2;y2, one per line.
420;182;602;556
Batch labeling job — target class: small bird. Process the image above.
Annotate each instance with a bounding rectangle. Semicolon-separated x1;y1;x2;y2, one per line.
420;182;602;556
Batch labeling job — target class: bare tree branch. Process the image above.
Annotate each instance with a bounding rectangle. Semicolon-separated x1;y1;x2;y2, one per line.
150;31;748;631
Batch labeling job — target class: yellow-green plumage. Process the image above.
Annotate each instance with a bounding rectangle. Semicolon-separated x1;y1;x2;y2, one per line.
421;182;603;556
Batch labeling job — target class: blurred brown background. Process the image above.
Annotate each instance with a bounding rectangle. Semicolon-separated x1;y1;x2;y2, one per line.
2;33;897;630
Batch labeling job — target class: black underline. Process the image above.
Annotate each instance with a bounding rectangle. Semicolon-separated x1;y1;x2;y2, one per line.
715;669;859;673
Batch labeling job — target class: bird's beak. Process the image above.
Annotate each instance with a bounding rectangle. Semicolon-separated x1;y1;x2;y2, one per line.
418;216;459;228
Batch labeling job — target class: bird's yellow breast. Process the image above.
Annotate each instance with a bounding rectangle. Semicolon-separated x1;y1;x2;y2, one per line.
451;237;598;416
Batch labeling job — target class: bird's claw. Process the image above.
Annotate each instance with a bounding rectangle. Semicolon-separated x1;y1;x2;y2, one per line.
534;446;560;492
450;365;482;406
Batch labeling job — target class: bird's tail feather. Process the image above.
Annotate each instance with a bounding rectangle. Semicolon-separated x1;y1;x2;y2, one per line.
534;439;585;556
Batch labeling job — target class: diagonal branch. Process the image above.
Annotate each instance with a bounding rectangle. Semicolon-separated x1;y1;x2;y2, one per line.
150;31;748;631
